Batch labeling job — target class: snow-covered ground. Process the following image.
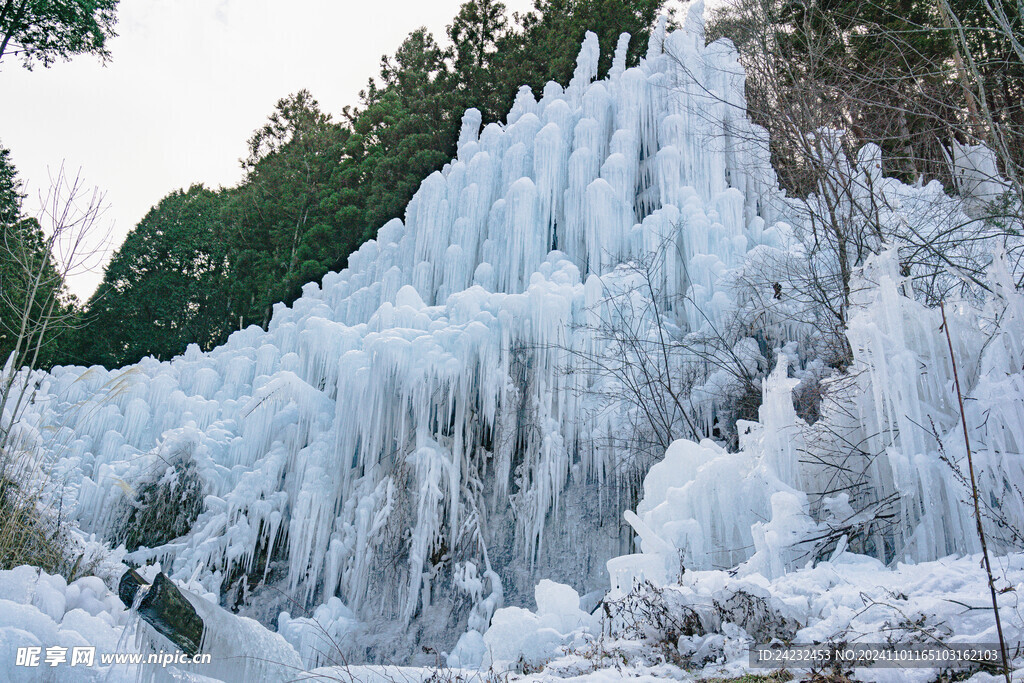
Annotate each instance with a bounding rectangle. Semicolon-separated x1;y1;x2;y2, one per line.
3;0;1024;680
2;551;1022;680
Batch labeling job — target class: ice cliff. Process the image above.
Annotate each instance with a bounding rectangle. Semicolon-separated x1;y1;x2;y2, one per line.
6;0;1023;667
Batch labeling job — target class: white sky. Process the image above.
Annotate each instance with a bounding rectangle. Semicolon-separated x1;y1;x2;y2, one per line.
0;0;535;299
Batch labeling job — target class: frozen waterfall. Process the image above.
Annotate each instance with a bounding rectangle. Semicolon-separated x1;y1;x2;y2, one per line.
7;0;1023;666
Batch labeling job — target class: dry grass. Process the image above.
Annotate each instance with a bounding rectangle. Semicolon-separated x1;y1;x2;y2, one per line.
0;475;68;574
698;672;796;683
0;366;144;578
0;424;82;578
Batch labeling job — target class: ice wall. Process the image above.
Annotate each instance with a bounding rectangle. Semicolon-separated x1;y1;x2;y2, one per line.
5;0;934;662
617;246;1024;589
840;249;1024;559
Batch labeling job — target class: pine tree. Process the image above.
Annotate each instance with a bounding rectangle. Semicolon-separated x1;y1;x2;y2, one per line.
70;185;233;367
348;28;456;234
227;90;345;327
447;0;510;122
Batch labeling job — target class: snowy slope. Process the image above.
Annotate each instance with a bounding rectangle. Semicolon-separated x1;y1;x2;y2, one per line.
1;554;1021;681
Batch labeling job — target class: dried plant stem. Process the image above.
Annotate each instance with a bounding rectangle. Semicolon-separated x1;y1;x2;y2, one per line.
940;301;1011;683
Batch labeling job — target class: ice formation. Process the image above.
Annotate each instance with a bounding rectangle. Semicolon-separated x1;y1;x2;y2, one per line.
617;244;1024;587
6;0;1024;670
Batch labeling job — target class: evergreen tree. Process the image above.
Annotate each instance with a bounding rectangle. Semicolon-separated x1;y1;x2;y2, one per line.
226;90;345;328
447;0;510;122
0;145;20;225
348;28;455;234
0;144;72;369
69;185;233;367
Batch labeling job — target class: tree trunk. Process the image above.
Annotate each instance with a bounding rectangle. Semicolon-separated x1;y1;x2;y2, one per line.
0;0;29;63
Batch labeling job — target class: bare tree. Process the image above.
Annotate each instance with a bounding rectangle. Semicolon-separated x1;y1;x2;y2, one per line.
936;0;1024;214
561;239;767;468
0;164;109;570
694;0;1024;351
1;165;108;446
708;0;1024;250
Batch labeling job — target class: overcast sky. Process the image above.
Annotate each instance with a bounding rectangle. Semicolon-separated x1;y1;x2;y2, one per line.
0;0;536;299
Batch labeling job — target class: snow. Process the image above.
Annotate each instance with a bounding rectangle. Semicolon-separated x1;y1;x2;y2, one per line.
443;551;1024;681
0;565;306;682
469;579;599;669
186;588;303;682
0;566;133;682
4;0;1024;680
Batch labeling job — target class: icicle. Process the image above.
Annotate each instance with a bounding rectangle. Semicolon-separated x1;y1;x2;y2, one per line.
567;31;600;106
458;108;482;162
609;32;631;81
646;14;668;59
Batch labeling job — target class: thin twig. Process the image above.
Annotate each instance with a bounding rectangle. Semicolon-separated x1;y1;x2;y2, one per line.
940;301;1011;683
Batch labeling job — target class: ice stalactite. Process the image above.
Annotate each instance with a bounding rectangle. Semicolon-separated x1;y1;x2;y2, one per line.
840;250;1024;561
5;10;778;642
620;246;1024;585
